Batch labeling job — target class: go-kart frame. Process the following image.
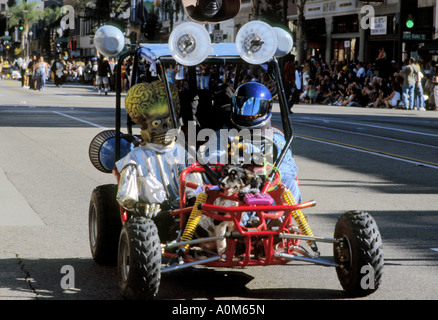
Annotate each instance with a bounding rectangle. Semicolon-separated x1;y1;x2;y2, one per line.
88;41;383;299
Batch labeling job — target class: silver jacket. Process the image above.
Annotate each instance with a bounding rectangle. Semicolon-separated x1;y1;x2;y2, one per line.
115;142;188;210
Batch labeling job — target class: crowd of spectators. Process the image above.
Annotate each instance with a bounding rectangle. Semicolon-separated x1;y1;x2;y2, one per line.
1;53;129;93
3;51;438;111
159;55;438;112
282;56;438;111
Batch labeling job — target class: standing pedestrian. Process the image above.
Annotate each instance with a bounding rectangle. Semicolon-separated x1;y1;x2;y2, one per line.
109;58;116;90
34;56;49;91
96;53;111;95
196;65;201;88
397;58;419;110
166;64;175;84
295;65;302;92
200;63;210;89
175;63;186;91
414;62;426;111
283;55;296;103
22;57;30;89
121;60;128;92
432;75;438;111
92;58;98;90
28;55;37;90
52;56;66;87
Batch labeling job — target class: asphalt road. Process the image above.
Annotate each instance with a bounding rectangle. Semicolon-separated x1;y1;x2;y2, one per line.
0;79;437;302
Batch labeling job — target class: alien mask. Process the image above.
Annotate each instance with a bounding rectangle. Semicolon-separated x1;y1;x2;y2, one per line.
125;80;180;145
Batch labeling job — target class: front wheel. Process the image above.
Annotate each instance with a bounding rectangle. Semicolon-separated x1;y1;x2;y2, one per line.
118;217;161;299
334;211;384;296
89;184;122;266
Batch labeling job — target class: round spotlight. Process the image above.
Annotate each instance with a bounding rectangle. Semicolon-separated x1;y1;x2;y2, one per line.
169;22;212;66
235;21;278;65
273;27;293;57
94;25;125;57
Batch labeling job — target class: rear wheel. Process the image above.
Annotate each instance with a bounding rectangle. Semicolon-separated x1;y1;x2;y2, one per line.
89;184;122;266
334;210;384;296
118;217;161;300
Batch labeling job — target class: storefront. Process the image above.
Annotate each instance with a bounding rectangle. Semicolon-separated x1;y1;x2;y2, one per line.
332;38;357;62
304;18;326;61
365;14;399;63
290;0;362;64
330;14;360;62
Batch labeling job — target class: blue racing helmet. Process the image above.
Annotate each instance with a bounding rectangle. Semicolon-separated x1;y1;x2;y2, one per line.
231;82;272;129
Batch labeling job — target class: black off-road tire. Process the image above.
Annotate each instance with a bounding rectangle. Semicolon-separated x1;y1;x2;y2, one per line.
334;210;384;296
118;217;161;300
89;184;122;266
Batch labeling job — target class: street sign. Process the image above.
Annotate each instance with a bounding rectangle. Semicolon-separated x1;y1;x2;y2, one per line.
403;32;426;41
2;36;11;40
55;37;69;43
371;17;387;35
212;30;223;43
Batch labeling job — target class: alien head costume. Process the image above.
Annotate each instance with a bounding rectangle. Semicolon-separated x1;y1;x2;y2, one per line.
116;80;184;214
125;80;181;145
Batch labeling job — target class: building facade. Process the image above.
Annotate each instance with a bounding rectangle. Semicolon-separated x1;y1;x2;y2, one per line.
289;0;438;64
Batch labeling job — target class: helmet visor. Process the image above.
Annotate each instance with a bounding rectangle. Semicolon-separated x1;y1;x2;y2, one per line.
232;96;271;120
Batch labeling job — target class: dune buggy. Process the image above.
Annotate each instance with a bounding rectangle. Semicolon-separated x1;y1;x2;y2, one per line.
87;42;384;299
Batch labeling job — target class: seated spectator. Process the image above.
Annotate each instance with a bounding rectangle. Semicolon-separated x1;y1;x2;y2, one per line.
317;79;331;104
362;83;376;107
331;83;347;105
339;83;360;107
381;86;401;109
323;82;339;105
300;79;318;104
368;85;386;108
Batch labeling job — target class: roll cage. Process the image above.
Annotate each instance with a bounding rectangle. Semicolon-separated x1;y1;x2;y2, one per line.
113;43;294;184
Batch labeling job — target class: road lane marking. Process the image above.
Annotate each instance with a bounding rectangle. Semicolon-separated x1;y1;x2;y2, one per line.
48;112;438;169
5;80;19;86
297;117;438;138
293;122;438;150
296;134;438;170
52;111;108;129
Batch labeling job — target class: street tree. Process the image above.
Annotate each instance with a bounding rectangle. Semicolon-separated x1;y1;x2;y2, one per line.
158;0;184;33
40;6;64;56
72;0;130;34
260;0;288;27
251;0;261;19
7;1;43;53
292;0;307;64
143;9;162;42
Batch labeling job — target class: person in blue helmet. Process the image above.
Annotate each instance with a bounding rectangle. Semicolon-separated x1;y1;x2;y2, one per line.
230;82;301;202
201;81;301;203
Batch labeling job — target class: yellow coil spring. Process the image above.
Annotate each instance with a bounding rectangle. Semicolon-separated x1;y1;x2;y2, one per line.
180;192;208;249
282;189;316;249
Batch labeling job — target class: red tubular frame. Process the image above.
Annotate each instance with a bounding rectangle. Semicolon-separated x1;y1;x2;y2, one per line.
167;164;316;267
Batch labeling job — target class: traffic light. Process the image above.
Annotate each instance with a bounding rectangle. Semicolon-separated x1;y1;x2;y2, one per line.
400;0;418;31
406;14;414;29
19;19;24;31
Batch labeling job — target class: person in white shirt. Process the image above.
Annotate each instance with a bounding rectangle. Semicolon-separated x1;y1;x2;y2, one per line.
175;64;186;91
295;65;302;91
354;63;366;86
